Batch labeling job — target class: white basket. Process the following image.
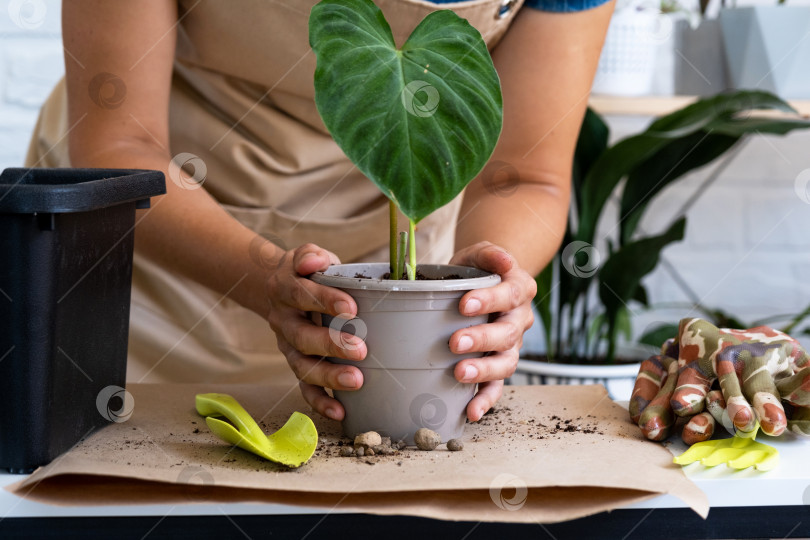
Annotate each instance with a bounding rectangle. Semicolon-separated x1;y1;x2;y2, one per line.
592;10;661;96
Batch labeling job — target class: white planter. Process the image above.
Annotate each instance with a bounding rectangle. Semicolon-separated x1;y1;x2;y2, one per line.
719;6;810;99
513;359;642;401
592;10;670;96
650;13;689;96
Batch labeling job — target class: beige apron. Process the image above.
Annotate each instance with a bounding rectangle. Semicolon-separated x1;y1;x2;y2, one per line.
26;0;524;385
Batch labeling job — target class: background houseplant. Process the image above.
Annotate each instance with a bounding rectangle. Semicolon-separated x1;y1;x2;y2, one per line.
308;0;502;442
522;90;810;394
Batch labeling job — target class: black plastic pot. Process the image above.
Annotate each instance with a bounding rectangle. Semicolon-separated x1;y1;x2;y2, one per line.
0;168;165;473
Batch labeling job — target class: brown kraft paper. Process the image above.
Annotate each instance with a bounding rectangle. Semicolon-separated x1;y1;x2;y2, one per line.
9;383;708;523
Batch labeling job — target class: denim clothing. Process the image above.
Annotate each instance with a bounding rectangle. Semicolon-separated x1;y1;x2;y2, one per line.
428;0;611;13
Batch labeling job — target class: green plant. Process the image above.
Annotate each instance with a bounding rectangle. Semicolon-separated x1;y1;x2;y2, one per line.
309;0;502;279
534;90;810;364
639;302;810;348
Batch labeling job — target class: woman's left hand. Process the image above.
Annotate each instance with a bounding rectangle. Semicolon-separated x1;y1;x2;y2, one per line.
448;241;537;422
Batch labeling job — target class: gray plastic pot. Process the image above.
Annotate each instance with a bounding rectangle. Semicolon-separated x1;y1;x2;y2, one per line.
310;263;500;445
674;19;728;96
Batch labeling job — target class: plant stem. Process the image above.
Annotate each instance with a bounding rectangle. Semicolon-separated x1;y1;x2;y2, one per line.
780;303;810;335
389;200;398;277
567;299;575;359
577;294;588;358
606;321;616;363
406;219;416;280
396;231;407;280
555;295;563;361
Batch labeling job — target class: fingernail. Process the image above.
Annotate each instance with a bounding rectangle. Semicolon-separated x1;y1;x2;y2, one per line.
301;252;318;263
464;298;482;315
477;407;487;420
344;334;363;346
463;365;478;382
338;371;358;389
325;407;340;420
457;335;473;353
334;300;351;316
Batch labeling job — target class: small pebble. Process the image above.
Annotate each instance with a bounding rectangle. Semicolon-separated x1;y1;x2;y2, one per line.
355;446;365;457
395;440;407;450
354;431;382;449
366;448;376;456
339;447;355;457
414;428;441;451
446;439;464;452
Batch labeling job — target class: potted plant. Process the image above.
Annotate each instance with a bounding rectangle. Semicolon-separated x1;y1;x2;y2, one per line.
719;0;810;99
519;90;810;397
639;305;810;352
307;0;502;443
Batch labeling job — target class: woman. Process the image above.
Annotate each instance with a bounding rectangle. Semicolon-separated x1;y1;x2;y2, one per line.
27;0;613;423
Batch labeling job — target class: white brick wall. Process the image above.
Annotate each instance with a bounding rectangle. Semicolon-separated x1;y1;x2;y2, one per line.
0;0;63;169
636;125;810;342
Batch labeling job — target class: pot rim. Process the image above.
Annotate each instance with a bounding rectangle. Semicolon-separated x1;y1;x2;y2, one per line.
310;263;500;292
515;358;642;378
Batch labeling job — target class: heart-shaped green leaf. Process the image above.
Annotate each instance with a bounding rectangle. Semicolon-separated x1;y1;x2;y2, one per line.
309;0;502;223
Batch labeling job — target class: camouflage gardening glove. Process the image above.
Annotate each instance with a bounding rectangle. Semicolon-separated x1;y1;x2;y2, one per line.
628;337;719;443
629;318;810;444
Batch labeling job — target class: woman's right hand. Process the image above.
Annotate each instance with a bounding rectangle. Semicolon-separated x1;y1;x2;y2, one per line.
265;243;367;421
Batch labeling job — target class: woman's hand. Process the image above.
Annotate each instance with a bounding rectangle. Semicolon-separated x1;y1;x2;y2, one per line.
268;241;536;425
448;242;537;422
265;243;367;421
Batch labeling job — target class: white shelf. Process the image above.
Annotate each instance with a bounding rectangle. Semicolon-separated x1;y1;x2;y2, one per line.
589;95;810;118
